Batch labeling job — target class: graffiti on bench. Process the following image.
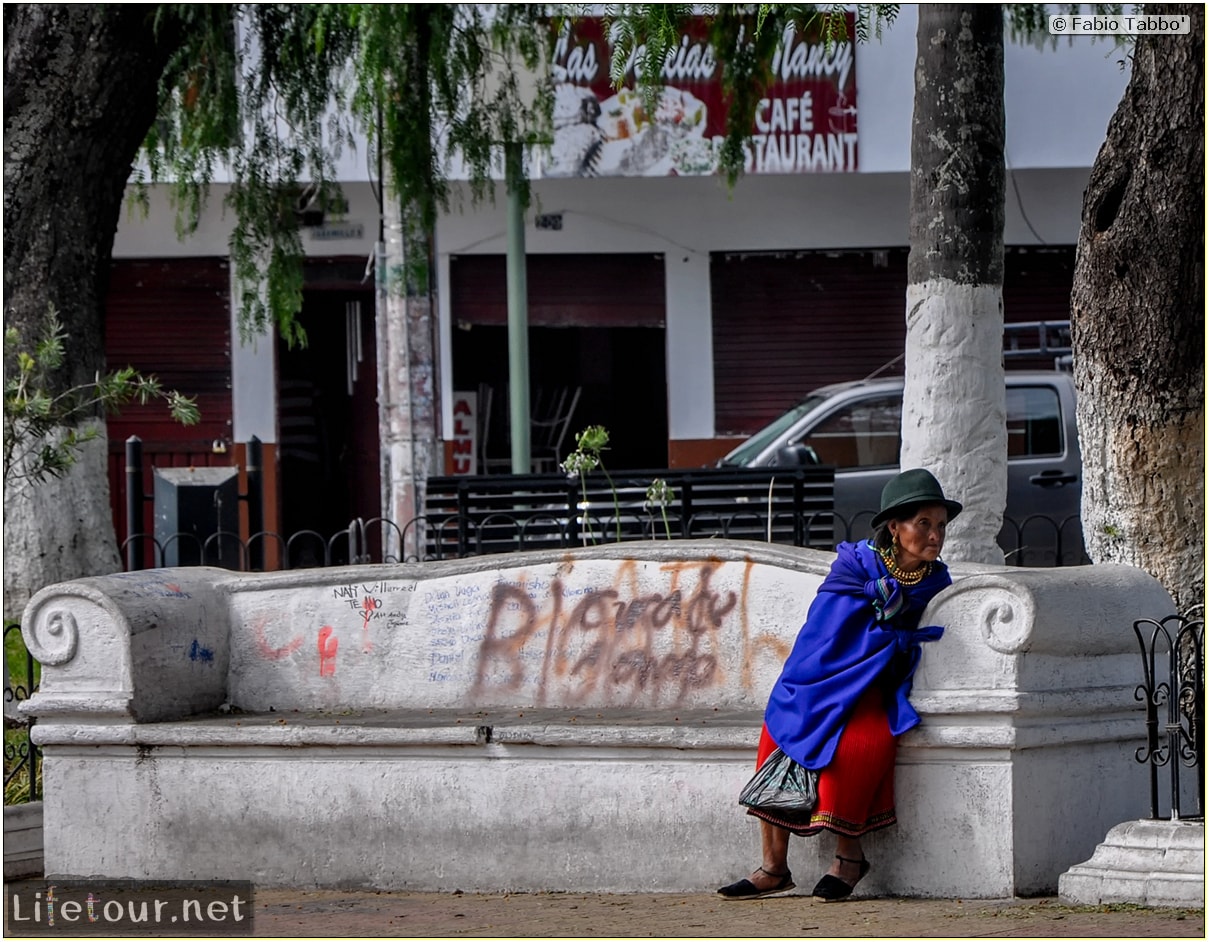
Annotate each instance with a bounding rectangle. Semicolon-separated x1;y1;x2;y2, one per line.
234;556;811;710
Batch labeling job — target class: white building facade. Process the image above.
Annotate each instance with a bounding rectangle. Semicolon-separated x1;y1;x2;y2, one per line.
107;8;1127;540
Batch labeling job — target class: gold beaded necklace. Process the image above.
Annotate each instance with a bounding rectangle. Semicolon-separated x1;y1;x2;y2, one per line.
877;546;931;585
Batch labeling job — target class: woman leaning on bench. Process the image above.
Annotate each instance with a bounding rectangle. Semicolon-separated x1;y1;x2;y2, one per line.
718;469;961;902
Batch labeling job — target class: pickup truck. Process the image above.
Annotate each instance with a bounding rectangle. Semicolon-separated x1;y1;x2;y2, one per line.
717;370;1086;565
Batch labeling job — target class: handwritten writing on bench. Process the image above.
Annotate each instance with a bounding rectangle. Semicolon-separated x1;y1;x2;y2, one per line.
250;580;418;676
423;582;487;685
242;560;791;705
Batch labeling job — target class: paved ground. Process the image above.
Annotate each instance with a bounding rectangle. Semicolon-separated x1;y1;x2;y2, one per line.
250;887;1204;938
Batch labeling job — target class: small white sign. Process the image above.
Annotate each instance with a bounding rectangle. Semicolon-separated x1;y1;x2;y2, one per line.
309;222;365;241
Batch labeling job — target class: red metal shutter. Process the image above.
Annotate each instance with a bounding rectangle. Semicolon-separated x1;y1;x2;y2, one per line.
1002;245;1077;370
1004;246;1076;324
711;246;1077;436
711;249;910;436
451;254;665;327
104;258;234;549
105;258;233;444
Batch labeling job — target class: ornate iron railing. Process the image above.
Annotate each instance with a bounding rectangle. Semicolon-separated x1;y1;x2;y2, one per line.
117;508;1092;571
4;621;39;803
1133;607;1204;821
119;438;1087;570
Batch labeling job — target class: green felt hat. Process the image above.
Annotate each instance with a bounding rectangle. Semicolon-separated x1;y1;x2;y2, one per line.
870;468;963;528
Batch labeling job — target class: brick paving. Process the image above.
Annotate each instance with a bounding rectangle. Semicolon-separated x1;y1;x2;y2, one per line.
250;887;1204;938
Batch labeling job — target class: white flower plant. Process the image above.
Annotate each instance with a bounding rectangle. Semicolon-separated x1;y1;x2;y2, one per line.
560;425;677;544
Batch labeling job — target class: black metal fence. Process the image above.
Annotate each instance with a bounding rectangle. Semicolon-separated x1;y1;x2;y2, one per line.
998;513;1090;567
116;511;1091;571
117;510;1090;570
423;466;837;558
4;621;39;803
1133;607;1204;821
119;435;1091;570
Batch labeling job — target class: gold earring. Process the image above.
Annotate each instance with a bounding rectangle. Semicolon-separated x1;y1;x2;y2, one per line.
892;533;900;554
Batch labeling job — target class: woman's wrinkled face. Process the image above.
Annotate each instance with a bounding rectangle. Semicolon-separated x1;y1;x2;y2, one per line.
888;503;948;569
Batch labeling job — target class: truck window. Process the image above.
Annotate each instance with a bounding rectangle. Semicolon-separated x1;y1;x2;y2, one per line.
799;394;902;469
1007;386;1063;458
720;393;832;466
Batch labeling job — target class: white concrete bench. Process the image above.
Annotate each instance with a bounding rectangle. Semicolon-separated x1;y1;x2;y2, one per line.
21;540;1171;897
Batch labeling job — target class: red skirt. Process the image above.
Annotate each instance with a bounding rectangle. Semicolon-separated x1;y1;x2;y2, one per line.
748;686;897;837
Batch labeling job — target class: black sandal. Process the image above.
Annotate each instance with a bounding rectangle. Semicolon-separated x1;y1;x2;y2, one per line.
811;854;870;902
717;866;796;901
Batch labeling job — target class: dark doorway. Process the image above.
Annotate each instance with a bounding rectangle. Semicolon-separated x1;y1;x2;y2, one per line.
453;325;668;471
277;289;379;550
449;253;668;472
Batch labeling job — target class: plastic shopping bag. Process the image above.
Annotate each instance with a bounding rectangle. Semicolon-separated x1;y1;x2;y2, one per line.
737;747;819;825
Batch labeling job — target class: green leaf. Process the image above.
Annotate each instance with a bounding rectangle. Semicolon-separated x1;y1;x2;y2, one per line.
168;392;201;426
4;304;203;485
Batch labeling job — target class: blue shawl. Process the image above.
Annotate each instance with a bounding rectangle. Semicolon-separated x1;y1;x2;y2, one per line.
763;540;951;770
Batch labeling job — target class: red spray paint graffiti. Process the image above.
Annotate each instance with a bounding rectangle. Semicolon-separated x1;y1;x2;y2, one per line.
361;596;381;651
253;617;304;661
318;626;339;677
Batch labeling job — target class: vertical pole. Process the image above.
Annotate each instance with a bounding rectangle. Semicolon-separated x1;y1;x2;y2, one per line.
679;476;693;539
565;475;580;547
1167;628;1182;820
793;471;805;547
456;479;469;559
1139;625;1161;820
505;141;531;475
247;436;264;571
1195;619;1206;818
125;435;144;571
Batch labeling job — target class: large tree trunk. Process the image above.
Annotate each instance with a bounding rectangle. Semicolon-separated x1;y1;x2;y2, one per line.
1070;7;1204;612
376;7;444;562
902;6;1006;564
3;6;182;618
377;187;442;563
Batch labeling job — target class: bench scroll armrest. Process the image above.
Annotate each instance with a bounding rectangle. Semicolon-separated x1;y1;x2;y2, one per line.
20;568;231;723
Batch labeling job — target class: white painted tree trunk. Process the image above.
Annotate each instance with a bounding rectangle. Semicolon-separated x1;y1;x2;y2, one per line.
900;283;1006;564
3;424;121;621
905;7;1006;565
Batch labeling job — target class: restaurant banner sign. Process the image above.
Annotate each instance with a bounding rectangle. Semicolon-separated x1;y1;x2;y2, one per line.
546;14;857;178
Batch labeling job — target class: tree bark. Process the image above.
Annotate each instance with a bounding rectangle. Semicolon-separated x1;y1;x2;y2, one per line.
3;6;183;617
376;6;444;562
903;6;1007;564
1070;6;1204;612
377;183;442;563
